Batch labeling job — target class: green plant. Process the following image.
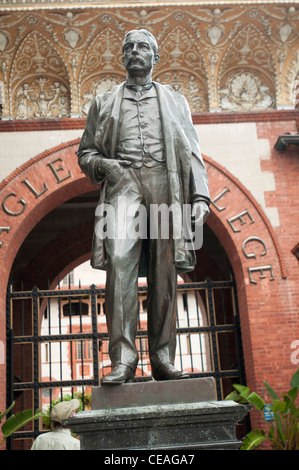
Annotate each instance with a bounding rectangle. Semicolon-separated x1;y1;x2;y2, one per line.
0;401;42;446
225;369;299;450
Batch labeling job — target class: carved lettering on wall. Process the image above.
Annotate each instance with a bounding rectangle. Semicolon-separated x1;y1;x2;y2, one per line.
242;236;267;259
0;157;73;245
0;170;279;286
207;184;276;284
47;158;72;183
22;178;48;199
2;193;27;217
0;227;11;248
227;209;255;233
211;187;230;212
248;265;274;284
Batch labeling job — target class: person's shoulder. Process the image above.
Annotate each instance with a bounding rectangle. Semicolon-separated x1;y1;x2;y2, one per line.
30;431;52;449
35;431;52;440
66;435;81;449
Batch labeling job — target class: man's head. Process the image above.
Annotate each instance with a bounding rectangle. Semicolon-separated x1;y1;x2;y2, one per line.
50;398;80;429
122;29;160;78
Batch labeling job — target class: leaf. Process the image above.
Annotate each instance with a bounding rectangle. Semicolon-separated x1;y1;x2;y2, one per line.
290;369;299;388
2;409;42;439
274;412;285;443
263;380;279;400
247;392;265;411
286;387;298;403
0;402;15;423
240;429;266;450
268;424;275;439
225;390;249;404
272;400;286;414
225;391;240;402
281;394;297;416
233;384;250;397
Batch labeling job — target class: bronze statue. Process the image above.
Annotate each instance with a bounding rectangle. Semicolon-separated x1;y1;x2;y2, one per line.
77;30;210;384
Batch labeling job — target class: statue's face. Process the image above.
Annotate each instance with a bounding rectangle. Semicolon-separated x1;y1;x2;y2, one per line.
122;31;159;76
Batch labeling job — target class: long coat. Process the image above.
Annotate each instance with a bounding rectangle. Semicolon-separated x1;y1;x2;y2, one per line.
77;81;210;276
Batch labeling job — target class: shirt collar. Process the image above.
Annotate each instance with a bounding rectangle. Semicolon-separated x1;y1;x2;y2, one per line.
123;84;157;100
54;428;71;435
125;81;153;92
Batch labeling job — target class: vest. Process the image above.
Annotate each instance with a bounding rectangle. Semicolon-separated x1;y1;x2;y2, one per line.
116;85;165;168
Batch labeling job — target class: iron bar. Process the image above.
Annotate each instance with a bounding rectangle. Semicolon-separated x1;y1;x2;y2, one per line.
6;277;245;448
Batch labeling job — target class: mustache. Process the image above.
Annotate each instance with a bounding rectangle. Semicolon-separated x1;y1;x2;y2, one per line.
126;56;145;65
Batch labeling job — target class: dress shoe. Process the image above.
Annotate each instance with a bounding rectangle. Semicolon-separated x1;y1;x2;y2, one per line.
101;364;135;385
152;363;189;381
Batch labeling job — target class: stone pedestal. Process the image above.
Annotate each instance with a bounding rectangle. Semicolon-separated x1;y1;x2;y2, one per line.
65;378;250;450
92;376;217;410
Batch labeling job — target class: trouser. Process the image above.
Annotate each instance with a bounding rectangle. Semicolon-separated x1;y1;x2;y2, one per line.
104;163;177;373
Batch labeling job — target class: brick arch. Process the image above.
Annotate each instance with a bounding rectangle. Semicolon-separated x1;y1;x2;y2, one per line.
0;139;93;289
17;220;94;291
0;138;288;421
0;137;287;309
203;154;287;281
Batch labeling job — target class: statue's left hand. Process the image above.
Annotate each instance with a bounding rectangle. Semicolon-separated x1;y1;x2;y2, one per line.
191;200;210;225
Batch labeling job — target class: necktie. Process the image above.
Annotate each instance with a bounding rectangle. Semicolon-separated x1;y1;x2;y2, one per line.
125;82;153;96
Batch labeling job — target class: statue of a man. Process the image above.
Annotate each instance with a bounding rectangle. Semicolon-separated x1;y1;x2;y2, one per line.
77;29;210;384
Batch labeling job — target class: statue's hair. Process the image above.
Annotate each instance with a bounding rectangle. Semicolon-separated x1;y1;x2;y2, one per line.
122;29;159;55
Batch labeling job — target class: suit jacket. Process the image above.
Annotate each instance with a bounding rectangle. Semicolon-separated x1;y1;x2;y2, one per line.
77;81;210;275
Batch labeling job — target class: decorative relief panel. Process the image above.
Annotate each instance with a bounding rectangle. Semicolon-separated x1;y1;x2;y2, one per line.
219;71;274;111
14;77;70;119
0;4;298;119
218;25;276;110
154;26;209;112
79;28;125;114
155;71;208;113
81;74;124;115
9;31;71;118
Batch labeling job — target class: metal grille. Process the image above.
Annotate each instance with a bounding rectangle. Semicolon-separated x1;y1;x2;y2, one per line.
6;275;245;449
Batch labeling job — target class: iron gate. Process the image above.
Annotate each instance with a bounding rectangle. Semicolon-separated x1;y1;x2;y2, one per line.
6;276;245;449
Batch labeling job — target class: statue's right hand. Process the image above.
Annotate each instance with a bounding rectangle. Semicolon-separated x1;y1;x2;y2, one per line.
98;158;122;176
97;158;126;186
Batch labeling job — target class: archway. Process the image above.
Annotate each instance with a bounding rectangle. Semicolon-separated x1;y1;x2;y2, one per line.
0;139;287;431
